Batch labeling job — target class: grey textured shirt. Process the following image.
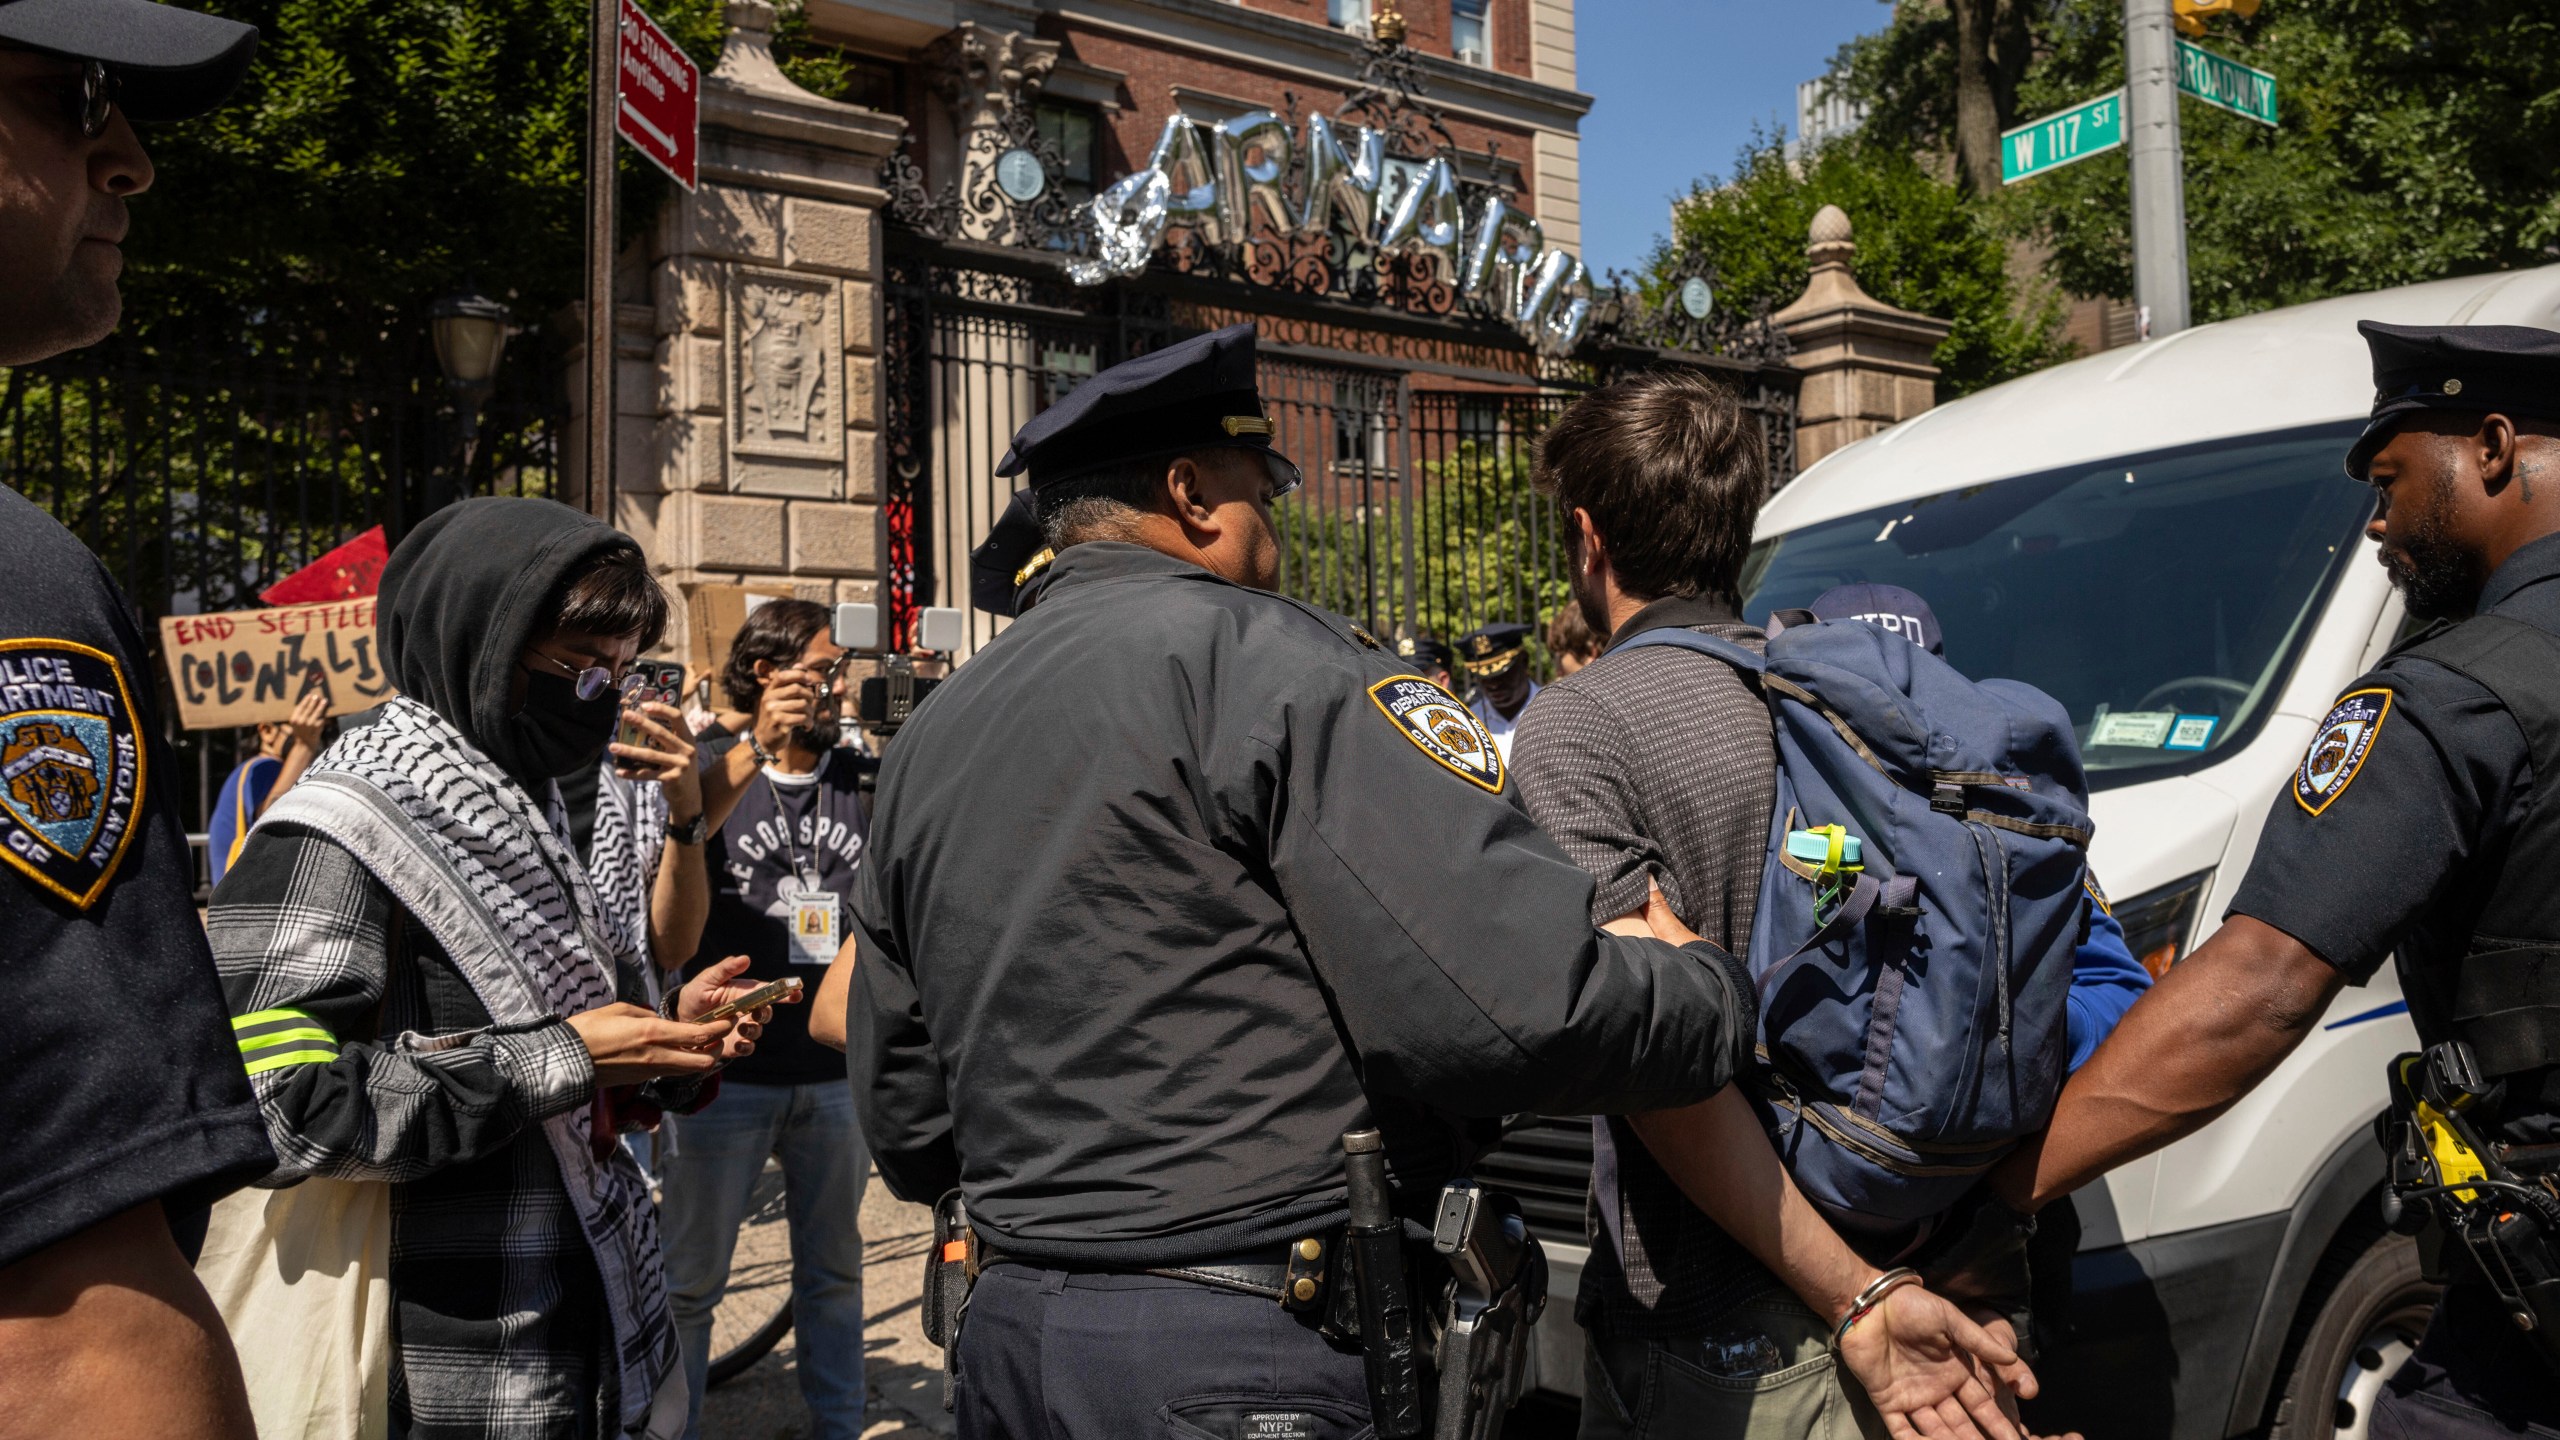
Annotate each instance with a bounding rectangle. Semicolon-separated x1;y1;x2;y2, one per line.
1512;593;1782;1338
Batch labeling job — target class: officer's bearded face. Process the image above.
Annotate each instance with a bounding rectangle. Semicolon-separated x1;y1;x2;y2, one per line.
0;49;153;365
2368;422;2488;620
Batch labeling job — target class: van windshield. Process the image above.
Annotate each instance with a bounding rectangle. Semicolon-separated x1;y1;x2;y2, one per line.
1740;424;2374;789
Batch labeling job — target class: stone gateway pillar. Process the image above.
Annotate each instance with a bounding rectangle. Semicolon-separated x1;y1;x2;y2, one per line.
619;0;904;665
1772;204;1953;471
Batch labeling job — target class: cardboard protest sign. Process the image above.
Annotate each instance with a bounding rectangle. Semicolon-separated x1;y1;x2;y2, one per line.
684;583;797;689
160;599;395;730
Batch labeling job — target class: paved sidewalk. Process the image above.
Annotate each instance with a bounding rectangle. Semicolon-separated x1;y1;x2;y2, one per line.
701;1172;953;1440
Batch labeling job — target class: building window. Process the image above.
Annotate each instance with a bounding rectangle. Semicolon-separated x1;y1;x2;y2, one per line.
1039;345;1098;408
841;54;901;113
1329;0;1369;34
1036;101;1099;206
1451;0;1488;66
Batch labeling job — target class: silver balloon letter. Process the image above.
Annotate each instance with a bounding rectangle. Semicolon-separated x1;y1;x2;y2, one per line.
1069;167;1171;285
1218;111;1295;238
1298;114;1385;239
1378;156;1465;285
1462;199;1545;315
1149;114;1225;245
1535;252;1592;353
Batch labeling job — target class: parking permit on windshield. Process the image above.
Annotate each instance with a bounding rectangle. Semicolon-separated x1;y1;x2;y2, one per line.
2163;715;2219;750
2090;711;2177;748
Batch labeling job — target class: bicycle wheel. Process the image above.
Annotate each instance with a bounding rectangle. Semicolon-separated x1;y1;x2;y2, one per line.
706;1156;796;1387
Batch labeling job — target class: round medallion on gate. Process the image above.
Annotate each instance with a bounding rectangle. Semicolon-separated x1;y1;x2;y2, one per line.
995;148;1047;204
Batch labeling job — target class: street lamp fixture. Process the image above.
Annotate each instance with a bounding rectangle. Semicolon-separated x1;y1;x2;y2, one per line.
429;289;511;438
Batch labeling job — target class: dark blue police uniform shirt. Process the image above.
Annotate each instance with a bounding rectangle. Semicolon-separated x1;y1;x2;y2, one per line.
0;482;273;1267
2229;534;2560;986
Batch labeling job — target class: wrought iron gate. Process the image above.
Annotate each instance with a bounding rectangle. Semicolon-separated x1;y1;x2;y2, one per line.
882;237;1793;662
0;355;566;837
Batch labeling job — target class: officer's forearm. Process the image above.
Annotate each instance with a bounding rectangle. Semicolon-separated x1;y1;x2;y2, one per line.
1998;915;2344;1210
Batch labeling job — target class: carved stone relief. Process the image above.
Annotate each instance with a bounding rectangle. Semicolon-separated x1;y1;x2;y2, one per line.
727;266;844;463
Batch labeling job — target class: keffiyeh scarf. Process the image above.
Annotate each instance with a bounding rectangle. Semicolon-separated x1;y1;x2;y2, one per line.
260;696;677;1429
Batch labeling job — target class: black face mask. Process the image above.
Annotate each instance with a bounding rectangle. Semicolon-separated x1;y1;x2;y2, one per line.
507;668;621;779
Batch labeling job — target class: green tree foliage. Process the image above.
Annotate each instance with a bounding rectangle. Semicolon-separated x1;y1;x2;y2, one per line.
1274;436;1569;659
111;0;855;377
1839;0;2560;324
1654;132;2065;397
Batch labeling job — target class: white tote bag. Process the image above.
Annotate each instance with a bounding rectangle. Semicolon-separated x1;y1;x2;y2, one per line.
195;1177;393;1440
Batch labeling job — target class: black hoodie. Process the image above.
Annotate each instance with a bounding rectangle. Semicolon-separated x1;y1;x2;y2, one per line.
376;497;634;781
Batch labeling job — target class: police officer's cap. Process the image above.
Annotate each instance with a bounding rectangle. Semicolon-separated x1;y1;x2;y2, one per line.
0;0;260;123
969;488;1051;618
1810;582;1943;656
1456;622;1532;676
1395;632;1454;672
2346;321;2560;480
996;324;1302;497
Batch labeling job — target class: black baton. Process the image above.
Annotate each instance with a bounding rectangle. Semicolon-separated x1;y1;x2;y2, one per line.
1345;1129;1427;1438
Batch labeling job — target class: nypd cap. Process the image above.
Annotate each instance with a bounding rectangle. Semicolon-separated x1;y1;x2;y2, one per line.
1456;622;1532;676
1810;582;1943;656
1395;632;1454;673
996;324;1300;495
2346;321;2560;480
969;489;1051;617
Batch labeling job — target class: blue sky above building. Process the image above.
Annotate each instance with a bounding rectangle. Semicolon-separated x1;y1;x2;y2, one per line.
1577;0;1890;278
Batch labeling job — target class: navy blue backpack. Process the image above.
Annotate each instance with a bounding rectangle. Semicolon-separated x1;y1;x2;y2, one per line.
1623;618;2093;1230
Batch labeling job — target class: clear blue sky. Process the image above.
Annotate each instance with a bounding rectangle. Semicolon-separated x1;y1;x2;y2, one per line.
1575;0;1893;279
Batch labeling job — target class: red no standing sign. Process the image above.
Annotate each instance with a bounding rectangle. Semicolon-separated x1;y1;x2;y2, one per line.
616;0;699;190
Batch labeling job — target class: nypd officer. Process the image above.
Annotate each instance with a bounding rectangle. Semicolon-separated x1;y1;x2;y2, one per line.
0;3;277;1437
1993;322;2560;1434
1455;621;1538;762
847;324;1759;1439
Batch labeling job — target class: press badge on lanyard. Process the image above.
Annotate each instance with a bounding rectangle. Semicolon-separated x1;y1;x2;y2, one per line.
787;881;838;965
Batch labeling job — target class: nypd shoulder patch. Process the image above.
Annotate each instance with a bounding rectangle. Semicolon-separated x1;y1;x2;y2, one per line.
1369;674;1504;793
0;639;146;908
2294;688;2392;816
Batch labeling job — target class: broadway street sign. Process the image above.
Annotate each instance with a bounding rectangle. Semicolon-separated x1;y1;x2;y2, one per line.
2176;39;2278;127
2001;89;2125;185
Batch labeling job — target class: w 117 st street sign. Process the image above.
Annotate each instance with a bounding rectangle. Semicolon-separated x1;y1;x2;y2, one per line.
616;0;698;190
2001;89;2125;185
2176;38;2278;127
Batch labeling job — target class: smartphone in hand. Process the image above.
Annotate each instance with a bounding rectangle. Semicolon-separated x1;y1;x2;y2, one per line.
697;975;802;1023
616;660;686;751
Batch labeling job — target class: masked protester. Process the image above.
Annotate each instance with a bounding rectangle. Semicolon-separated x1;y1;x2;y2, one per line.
208;498;787;1440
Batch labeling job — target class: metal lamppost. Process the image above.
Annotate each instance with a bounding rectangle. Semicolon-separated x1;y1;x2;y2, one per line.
428;289;510;512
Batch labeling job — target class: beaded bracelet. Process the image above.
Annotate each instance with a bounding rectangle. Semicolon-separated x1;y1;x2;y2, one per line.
1830;1267;1922;1352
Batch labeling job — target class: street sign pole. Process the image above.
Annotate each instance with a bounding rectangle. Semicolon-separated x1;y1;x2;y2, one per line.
584;0;618;521
2124;0;2190;338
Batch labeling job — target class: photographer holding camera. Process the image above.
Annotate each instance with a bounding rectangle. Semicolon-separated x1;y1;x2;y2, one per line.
660;598;873;1440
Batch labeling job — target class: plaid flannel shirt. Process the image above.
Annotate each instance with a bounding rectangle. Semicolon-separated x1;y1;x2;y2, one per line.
210;824;631;1438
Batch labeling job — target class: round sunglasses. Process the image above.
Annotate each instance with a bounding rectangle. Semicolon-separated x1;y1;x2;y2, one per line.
525;649;647;703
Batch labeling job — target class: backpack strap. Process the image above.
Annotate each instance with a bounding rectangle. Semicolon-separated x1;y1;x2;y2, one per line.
1616;625;1767;673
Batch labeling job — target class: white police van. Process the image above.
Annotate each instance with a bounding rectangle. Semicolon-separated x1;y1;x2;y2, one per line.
1485;262;2560;1439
